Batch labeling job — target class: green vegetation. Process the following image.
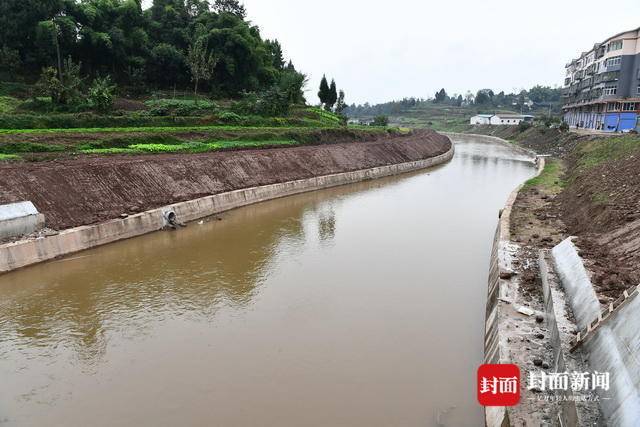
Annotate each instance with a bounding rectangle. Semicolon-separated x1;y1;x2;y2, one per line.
575;135;640;170
0;96;19;114
345;85;563;132
0;153;19;161
0;142;66;154
524;159;565;194
0;0;305;100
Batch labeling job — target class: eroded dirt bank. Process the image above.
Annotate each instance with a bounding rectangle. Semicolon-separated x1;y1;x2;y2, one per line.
499;128;640;302
0;129;450;230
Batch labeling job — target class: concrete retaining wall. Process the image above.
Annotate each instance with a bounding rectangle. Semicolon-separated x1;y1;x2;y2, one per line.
552;238;640;427
0;146;454;273
0;201;45;240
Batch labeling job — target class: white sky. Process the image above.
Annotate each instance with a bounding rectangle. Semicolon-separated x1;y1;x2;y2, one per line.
144;0;640;104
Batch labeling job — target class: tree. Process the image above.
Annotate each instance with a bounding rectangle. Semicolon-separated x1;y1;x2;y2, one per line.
0;46;22;77
456;94;463;107
212;0;246;18
278;69;307;105
265;39;285;70
318;75;330;107
327;79;338;111
475;89;494;105
335;90;346;115
36;56;83;105
149;43;186;88
187;38;218;103
434;88;447;103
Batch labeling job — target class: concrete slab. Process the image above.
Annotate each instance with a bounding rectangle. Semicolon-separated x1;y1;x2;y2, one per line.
0;201;44;240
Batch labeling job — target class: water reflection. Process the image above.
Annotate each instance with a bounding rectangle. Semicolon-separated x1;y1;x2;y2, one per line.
0;139;535;427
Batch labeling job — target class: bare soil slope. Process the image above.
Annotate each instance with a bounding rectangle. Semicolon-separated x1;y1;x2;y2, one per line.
0;130;450;230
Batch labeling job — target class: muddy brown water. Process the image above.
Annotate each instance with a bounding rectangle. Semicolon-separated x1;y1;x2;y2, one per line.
0;138;535;427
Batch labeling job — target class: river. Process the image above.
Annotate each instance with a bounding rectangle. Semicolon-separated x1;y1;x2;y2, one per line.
0;137;535;426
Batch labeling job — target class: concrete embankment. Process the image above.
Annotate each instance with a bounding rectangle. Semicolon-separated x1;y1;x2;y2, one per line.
0;130;453;272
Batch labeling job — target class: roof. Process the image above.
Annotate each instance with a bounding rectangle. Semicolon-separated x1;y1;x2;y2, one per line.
472;114;494;118
0;201;40;222
494;114;534;119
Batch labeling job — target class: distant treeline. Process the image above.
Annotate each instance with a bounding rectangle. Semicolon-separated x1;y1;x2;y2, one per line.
0;0;305;99
345;85;563;117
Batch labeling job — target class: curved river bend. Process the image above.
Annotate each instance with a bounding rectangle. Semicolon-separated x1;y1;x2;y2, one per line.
0;137;535;427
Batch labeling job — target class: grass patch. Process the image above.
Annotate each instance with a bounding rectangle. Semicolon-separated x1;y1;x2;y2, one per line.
81;147;141;155
0;125;338;135
576;135;640;170
0;153;19;161
524;159;565;194
80;139;299;155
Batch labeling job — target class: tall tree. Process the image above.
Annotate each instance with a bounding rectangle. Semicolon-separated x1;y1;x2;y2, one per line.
327;79;337;111
318;75;329;106
434;88;447;103
335;90;346;115
187;37;217;102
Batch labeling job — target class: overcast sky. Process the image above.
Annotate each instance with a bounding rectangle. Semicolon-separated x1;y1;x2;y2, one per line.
144;0;640;104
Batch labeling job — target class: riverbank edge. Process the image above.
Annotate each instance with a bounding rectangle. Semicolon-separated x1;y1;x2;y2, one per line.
0;140;454;273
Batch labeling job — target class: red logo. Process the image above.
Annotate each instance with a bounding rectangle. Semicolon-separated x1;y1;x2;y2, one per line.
477;364;521;406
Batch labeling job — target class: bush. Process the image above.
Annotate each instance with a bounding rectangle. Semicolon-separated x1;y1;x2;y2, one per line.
145;99;217;116
372;115;389;127
88;76;116;112
517;121;532;132
232;88;291;117
216;111;243;124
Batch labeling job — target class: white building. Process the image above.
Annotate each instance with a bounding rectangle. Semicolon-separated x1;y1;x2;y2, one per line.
470;114;493;125
489;114;534;126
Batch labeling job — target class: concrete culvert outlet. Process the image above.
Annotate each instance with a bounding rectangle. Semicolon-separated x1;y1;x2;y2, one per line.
163;210;177;226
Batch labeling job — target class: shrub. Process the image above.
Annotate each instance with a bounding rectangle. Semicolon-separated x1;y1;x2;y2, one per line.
559;121;569;132
145;99;217;116
372;115;389;127
216;111;243;124
88;76;116;112
517;121;532;132
232;88;291;117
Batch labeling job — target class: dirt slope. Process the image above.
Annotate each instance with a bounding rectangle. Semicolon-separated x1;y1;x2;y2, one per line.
0;130;450;230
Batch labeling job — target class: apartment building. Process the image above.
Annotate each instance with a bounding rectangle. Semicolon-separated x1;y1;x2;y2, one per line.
562;27;640;132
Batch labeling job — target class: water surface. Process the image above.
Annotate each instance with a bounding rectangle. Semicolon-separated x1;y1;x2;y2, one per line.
0;138;535;426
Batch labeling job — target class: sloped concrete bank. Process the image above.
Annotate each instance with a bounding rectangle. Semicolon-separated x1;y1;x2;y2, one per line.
552;238;640;426
0;132;453;273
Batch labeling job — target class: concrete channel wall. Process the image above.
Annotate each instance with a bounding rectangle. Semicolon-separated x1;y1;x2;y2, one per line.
552;238;640;427
0;146;454;273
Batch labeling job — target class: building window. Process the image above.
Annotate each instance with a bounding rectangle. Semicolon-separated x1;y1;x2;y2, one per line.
608;40;623;51
622;102;636;111
603;85;617;96
606;102;619;111
606;56;622;67
637;86;640;95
